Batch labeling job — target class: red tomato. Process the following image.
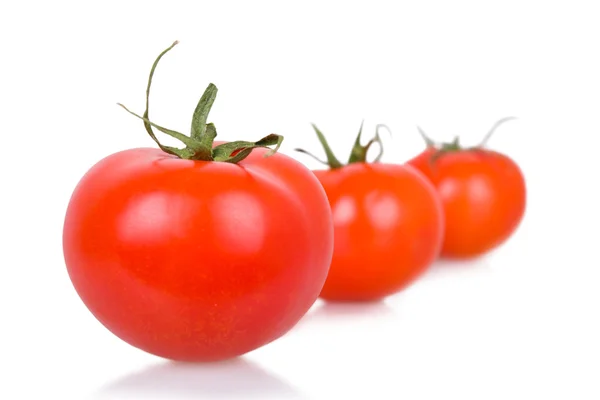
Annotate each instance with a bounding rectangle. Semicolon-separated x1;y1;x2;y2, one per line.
63;42;333;362
296;124;444;301
407;119;526;259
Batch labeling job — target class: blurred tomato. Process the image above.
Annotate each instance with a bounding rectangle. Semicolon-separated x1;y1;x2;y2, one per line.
297;123;444;301
408;118;526;259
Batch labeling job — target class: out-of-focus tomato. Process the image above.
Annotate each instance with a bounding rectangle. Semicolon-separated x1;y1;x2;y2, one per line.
296;123;444;301
407;118;526;259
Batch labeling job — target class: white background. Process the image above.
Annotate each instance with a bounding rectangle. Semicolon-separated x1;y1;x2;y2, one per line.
1;1;599;399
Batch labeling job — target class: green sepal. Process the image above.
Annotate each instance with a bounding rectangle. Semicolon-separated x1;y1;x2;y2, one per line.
117;103;201;152
117;41;283;163
212;134;283;163
420;117;518;166
417;126;436;148
190;83;218;161
348;121;386;164
295;121;387;169
311;124;344;169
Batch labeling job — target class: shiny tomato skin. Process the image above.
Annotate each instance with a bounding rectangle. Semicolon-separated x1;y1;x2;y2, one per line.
313;162;444;302
408;148;526;259
63;147;333;361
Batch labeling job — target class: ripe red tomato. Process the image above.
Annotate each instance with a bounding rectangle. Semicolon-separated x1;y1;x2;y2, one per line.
407;119;526;259
296;123;444;301
63;42;333;362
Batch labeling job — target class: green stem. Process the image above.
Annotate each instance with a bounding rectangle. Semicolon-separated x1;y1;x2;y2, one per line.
118;103;200;149
348;121;386;163
347;120;366;164
310;124;344;169
142;40;180;157
417;126;436;147
117;41;283;164
478;116;517;147
295;121;386;169
440;136;461;151
213;134;283;163
293;149;329;166
422;117;518;165
190;83;218;161
372;124;390;162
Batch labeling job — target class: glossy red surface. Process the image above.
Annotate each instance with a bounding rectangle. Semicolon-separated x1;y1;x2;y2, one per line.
314;162;444;301
63;147;333;361
408;148;526;258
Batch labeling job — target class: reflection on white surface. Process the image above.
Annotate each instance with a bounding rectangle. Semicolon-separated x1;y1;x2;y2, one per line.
418;256;493;286
299;300;396;324
427;256;491;274
96;358;304;399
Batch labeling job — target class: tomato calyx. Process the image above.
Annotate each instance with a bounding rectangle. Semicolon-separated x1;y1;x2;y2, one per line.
417;117;517;163
295;121;390;169
117;41;283;163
